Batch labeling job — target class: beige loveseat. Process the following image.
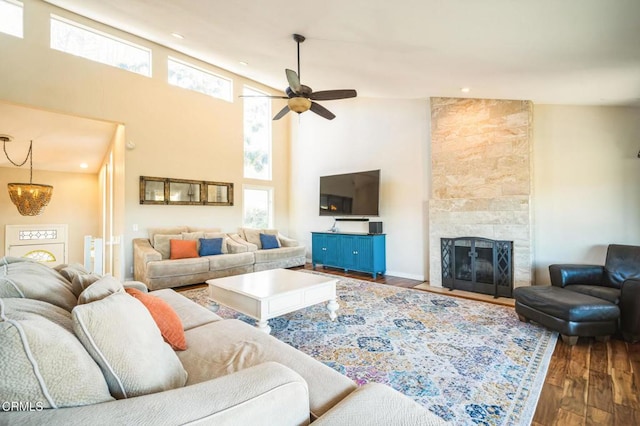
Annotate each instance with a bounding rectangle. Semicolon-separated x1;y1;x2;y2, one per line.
0;257;446;425
133;226;306;291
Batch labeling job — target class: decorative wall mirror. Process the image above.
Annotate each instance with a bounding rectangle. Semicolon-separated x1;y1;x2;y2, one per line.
168;179;201;205
204;182;234;206
140;176;233;206
140;176;167;205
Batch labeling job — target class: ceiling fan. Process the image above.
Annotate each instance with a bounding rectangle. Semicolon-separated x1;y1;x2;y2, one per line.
246;34;357;121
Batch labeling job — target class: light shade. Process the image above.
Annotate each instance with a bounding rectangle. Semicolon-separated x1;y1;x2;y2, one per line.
8;183;53;216
288;97;312;113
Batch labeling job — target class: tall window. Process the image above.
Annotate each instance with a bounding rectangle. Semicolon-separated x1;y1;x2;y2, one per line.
243;86;271;180
168;57;232;101
50;15;151;77
243;186;273;229
0;0;23;38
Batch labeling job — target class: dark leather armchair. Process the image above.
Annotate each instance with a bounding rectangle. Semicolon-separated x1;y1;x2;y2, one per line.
549;244;640;342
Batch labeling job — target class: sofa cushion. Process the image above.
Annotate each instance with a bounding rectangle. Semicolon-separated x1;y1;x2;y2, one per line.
312;382;448;426
125;288;187;351
187;226;222;233
72;292;188;399
148;227;189;248
181;232;205;251
0;258;77;312
199;238;223;256
229;233;257;252
0;298;114;408
151;289;222;330
170;239;199;260
208;252;255;271
77;275;124;305
178;319;356;418
71;273;102;297
154;234;183;259
565;284;621;304
254;246;307;263
57;263;91;294
146;257;210;279
242;228;264;248
260;233;281;249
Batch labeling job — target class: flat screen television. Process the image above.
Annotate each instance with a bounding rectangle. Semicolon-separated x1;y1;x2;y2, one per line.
319;170;380;216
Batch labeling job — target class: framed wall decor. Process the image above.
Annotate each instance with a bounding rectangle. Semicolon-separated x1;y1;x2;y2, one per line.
139;176;233;206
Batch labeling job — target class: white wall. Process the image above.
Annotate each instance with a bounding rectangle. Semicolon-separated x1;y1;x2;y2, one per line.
290;98;430;280
0;0;290;278
533;104;640;284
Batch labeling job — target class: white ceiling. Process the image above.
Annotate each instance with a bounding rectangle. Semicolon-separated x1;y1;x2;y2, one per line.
0;102;115;174
43;0;640;106
4;1;640;174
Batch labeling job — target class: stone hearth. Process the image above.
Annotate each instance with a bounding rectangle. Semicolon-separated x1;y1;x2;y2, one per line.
429;97;533;289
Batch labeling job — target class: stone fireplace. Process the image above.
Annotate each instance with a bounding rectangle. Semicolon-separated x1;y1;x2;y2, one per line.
429;97;533;291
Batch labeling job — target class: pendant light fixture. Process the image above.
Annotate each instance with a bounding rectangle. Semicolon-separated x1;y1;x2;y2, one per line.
1;135;53;216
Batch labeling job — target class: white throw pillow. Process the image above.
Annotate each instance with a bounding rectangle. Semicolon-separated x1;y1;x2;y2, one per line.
77;275;124;305
0;299;114;408
72;292;188;399
153;234;183;259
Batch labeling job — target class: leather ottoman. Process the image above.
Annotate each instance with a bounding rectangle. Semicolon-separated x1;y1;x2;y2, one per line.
513;286;620;345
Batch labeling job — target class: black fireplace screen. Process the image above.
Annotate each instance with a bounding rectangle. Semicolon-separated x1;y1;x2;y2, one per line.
441;237;513;298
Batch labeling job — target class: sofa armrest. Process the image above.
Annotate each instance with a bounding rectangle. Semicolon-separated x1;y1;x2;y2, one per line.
133;238;161;282
278;233;299;247
313;382;448;426
123;280;148;293
548;264;604;288
5;362;310;426
620;278;640;342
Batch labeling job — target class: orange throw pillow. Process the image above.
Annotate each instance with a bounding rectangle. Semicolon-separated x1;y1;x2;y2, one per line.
125;288;187;351
170;239;198;260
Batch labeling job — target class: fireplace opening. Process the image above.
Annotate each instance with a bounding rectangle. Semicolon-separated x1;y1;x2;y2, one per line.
442;237;513;298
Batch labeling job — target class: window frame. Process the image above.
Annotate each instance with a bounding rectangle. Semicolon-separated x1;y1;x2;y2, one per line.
167;56;233;102
0;0;23;38
50;14;152;77
242;85;273;181
242;185;274;229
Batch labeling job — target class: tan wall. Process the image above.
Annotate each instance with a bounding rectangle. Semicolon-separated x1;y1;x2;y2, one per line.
429;97;533;288
0;167;99;263
532;104;640;284
0;0;290;277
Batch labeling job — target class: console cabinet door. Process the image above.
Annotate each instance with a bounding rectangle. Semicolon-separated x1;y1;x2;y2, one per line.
312;233;339;267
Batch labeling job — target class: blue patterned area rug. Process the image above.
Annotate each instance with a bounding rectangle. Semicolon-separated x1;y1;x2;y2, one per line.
181;273;557;425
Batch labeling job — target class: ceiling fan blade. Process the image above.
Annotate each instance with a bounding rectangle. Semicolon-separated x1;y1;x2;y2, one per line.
273;105;291;120
239;95;288;99
286;69;301;94
310;89;357;101
309;102;336;120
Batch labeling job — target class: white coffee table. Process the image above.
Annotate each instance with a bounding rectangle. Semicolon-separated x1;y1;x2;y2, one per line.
207;268;339;334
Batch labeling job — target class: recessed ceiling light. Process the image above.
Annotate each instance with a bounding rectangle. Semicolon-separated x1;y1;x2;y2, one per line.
80;163;88;169
171;32;184;39
239;61;248;66
461;87;471;93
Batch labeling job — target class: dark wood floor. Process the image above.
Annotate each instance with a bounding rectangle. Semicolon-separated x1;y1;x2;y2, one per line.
296;265;640;426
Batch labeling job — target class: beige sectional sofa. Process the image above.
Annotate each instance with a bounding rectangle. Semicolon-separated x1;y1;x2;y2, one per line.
0;257;446;425
133;226;306;291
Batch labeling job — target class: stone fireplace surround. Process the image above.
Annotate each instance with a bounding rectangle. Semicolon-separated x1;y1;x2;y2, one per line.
428;97;533;290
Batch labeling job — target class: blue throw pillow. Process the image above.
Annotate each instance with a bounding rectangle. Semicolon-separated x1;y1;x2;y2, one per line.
199;238;223;256
259;233;280;250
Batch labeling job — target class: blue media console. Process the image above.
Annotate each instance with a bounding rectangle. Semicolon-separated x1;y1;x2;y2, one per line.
311;232;386;279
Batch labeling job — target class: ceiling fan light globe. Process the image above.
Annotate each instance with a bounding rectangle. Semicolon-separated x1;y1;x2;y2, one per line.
288;97;312;113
